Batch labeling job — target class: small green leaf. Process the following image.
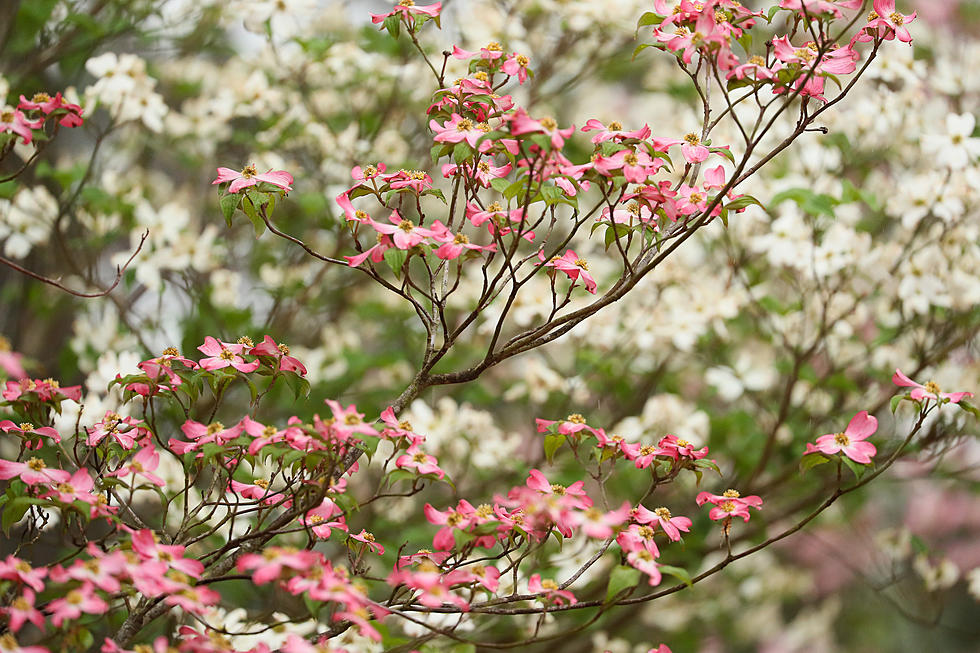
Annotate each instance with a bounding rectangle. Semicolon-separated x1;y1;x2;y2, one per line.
605;565;642;603
841;456;866;480
659;564;692;587
384;248;408;278
490;177;511;193
240;196;265;238
799;452;830;475
724;194;764;211
544;433;565;464
384;14;400;39
220;193;239;226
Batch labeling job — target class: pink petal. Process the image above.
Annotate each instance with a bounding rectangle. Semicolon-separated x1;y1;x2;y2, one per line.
892;368;920;388
845;411;877;440
844;441;876;464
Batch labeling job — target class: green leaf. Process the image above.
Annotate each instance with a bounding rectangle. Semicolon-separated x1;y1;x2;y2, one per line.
709;146;736;164
841;456;866;480
240;196;265;238
890;395;904;414
490;177;511;193
724;194;764;211
957;400;980;420
2;496;47;534
636;11;665;28
604;223;630;251
605;565;642;603
453;142;474;163
659;564;692;587
543;433;565;464
220;193;239;226
423;188;447;204
799;452;830;475
384;248;408;278
384;14;400;39
770;188;837;217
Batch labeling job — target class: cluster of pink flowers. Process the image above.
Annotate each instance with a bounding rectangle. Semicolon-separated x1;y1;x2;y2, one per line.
1;91;83;145
646;0;914;102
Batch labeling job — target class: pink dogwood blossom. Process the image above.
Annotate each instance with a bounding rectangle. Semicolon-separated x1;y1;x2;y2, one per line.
808;410;878;464
212;164;293;193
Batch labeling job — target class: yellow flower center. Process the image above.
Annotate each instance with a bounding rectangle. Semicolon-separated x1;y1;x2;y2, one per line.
412;452;428;463
278;343;290;355
398;0;415;6
924;381;941;395
27;458;45;471
478;161;491;173
623;152;639;166
0;336;9;351
684;133;700;145
749;55;766;66
237;336;254;347
574;259;589;270
254;479;270;488
453;233;470;244
1;111;15;123
608;121;623;131
567;413;586;424
263;425;277;437
890;12;904;25
516;54;529;66
834;432;850;446
207;422;225;435
241;164;258;178
550;484;566;495
541;579;558;590
655;507;672;520
486;201;502;212
638;525;655;539
486;42;502;51
218;349;235;361
67;590;83;605
32;92;51;103
474;71;489;82
539;117;558;131
398;219;415;232
723;489;741;498
19;423;35;432
344;414;361;425
721;500;736;512
457;118;474;132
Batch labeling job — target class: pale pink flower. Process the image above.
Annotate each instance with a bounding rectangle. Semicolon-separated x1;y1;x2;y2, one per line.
211;164;293;193
47;582;107;627
249;335;307;375
627;548;662;586
696;489;763;522
2;588;45;632
395;443;446;478
632;505;692;542
0;457;70;486
0;556;47;592
539;249;598;294
892;369;973;404
0;106;43;144
527;574;576;605
809;410;878;464
196;336;260;373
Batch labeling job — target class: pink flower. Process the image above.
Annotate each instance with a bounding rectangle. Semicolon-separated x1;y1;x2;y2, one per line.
430;113;492;149
0;556;47;592
573;502;632;539
524;469;592;510
211;164;293;193
451;43;505;61
527;574;576;605
300;498;347;538
627;548;662;586
249;335;308;375
581;119;651;143
18;92;84;127
501;53;532;83
617;523;661;557
652;133;711;164
350;529;385;555
868;0;916;43
507;108;575;149
363;210;435;250
196;336;260;373
107;446;166;487
395;443;446;479
47;582;107;627
3;378;80;402
0;106;43;144
0;457;70;486
539;249;598;294
86;412;145;450
696;489;763;522
370;1;442;25
632;505;692;542
2;588;45;633
809;410;878;464
382;169;433;193
0;420;60;449
131;529;204;578
892;369;973;404
238;546;319;584
535;414;597;437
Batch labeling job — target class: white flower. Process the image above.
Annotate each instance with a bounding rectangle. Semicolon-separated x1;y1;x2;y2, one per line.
923;113;980;170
